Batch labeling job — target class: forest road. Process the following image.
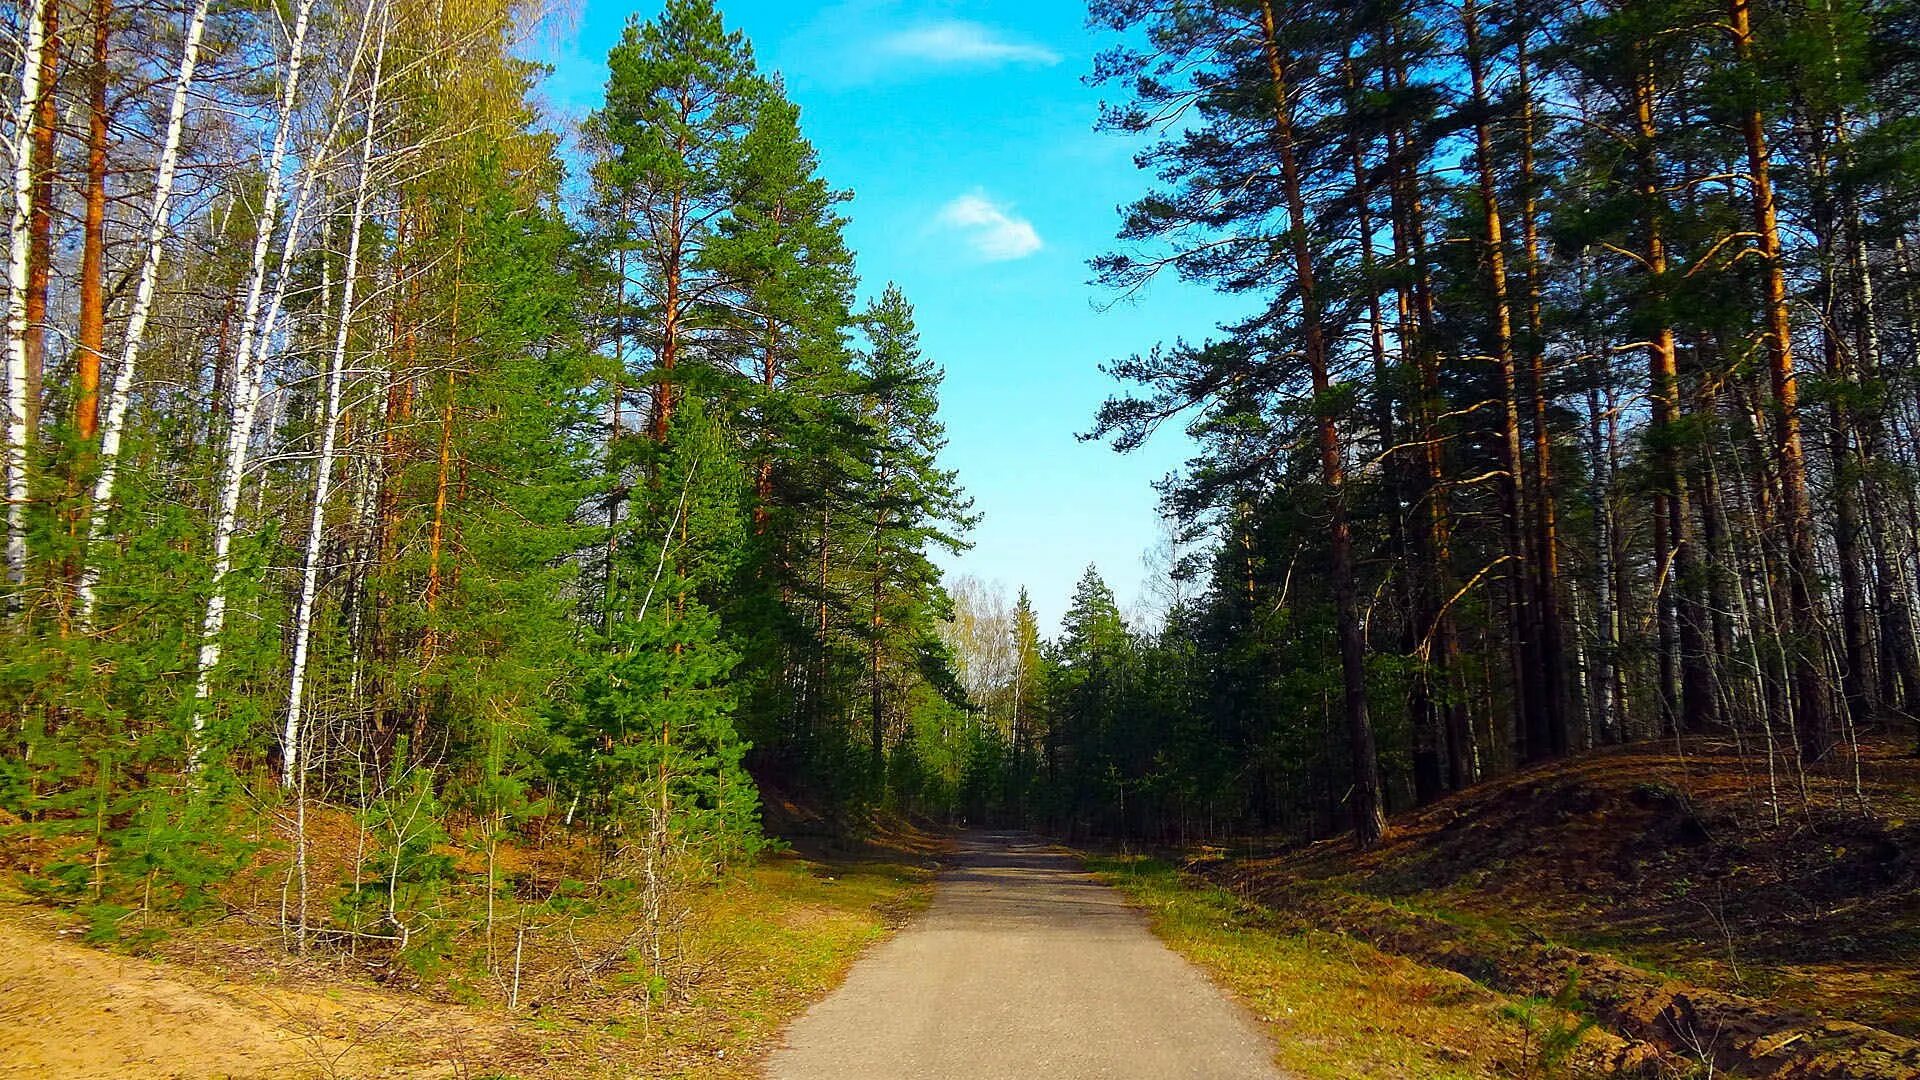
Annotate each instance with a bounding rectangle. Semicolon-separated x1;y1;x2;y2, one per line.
764;830;1287;1079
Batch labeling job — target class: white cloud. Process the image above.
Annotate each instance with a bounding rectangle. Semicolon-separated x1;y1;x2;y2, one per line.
936;193;1043;261
877;21;1061;68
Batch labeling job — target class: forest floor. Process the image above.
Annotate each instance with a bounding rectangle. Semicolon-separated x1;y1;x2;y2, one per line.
1114;738;1920;1079
0;814;941;1079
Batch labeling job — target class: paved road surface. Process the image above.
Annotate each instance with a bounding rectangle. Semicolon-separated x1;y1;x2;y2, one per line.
765;831;1285;1079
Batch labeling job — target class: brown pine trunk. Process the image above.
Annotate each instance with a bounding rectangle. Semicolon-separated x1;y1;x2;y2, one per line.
651;197;684;444
24;0;62;448
415;229;467;752
1729;0;1831;761
411;373;454;751
1346;58;1437;802
1384;24;1472;788
817;504;830;740
73;0;108;442
1516;32;1568;754
372;212;415;754
870;537;884;770
1259;0;1384;845
604;234;627;625
755;314;778;531
1631;47;1714;735
1462;0;1544;762
1691;338;1737;690
421;376;454;662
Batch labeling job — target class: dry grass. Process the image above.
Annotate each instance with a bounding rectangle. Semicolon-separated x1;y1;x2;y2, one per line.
0;819;940;1080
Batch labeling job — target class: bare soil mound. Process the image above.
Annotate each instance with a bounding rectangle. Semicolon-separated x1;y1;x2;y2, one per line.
0;904;523;1079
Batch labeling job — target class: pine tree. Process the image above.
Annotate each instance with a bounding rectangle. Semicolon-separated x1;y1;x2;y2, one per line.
699;78;866;775
851;285;974;775
1089;0;1388;844
585;0;762;447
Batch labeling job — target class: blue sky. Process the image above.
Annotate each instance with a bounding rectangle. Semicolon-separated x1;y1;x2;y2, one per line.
532;1;1247;631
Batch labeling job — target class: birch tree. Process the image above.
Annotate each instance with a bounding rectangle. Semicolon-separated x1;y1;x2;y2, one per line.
283;0;390;788
3;0;52;602
73;0;213;621
186;0;325;758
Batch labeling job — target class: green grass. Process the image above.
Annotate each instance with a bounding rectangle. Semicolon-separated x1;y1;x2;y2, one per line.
1088;855;1619;1080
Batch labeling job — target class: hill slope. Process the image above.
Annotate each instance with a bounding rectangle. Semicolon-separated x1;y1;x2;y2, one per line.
1189;739;1920;1078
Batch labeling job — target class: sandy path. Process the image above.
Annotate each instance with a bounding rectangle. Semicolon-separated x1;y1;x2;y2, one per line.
0;906;513;1079
765;831;1286;1080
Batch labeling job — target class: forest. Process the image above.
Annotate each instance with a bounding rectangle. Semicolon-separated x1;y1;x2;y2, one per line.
0;0;984;988
1015;0;1920;844
2;0;1919;1074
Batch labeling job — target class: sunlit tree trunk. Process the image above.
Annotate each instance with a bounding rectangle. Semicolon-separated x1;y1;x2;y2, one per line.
1462;0;1545;760
23;0;61;462
5;0;54;601
73;0;210;621
1630;44;1714;735
1259;0;1384;845
187;0;322;761
415;234;464;753
1729;0;1831;761
285;5;387;789
650;181;686;444
1515;32;1569;753
1345;56;1436;801
71;0;109;445
1383;19;1472;788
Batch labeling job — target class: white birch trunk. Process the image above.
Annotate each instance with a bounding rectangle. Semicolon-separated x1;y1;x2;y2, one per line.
74;0;213;621
186;0;321;763
3;0;52;603
284;2;388;788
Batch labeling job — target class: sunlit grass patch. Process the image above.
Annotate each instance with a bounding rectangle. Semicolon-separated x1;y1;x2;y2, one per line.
1089;855;1613;1080
538;849;936;1077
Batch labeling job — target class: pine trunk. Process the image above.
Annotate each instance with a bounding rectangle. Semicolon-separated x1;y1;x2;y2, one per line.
1516;35;1569;754
1260;0;1384;845
1384;25;1472;788
1729;0;1831;761
74;0;109;443
74;0;210;621
1463;0;1545;762
1631;48;1714;735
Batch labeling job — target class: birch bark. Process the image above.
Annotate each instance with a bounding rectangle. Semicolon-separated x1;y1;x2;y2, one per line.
74;0;212;620
4;0;53;602
284;3;389;787
185;0;322;762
